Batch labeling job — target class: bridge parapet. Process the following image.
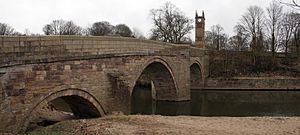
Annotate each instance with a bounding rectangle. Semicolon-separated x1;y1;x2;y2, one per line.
0;36;201;67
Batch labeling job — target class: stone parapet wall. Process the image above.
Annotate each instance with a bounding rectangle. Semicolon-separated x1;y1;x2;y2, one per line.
0;36;173;53
0;36;199;67
205;77;300;89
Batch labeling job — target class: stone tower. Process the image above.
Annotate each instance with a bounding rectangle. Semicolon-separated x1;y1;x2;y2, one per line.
195;11;205;48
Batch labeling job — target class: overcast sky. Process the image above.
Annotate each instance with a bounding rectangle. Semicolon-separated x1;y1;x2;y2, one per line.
0;0;295;37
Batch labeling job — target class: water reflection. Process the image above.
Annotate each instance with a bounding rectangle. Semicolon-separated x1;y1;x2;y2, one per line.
131;86;300;116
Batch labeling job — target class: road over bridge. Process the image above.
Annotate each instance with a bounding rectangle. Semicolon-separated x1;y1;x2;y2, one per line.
0;36;208;132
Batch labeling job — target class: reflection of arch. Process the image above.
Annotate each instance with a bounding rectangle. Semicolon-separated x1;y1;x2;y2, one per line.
131;58;178;101
190;62;203;89
22;89;105;131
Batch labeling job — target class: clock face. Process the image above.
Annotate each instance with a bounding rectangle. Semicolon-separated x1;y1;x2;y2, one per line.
198;18;202;23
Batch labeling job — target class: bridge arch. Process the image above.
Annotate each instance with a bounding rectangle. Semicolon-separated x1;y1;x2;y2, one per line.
22;88;105;132
190;61;204;89
131;57;179;101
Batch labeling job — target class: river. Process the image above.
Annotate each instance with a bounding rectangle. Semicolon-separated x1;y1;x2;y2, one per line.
131;86;300;116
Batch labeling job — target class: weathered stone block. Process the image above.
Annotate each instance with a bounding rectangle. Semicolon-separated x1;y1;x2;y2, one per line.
64;65;71;70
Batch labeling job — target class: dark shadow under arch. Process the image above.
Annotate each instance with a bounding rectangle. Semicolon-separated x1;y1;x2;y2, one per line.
23;89;104;132
133;61;178;101
131;61;178;115
190;63;203;89
53;95;101;118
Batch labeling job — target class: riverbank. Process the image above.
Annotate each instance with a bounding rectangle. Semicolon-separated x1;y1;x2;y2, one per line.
26;115;300;135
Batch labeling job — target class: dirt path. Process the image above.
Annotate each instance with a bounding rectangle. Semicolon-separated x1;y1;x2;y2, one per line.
29;115;300;135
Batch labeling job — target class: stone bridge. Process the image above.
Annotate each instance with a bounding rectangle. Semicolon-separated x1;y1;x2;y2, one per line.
0;36;208;132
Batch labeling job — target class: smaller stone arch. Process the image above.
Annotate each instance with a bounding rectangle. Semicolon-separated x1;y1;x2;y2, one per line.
190;62;204;89
21;89;105;132
131;57;179;101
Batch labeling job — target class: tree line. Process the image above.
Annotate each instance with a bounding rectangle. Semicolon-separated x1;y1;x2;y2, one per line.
42;20;141;38
207;0;300;77
0;2;192;44
0;0;299;52
0;23;22;36
0;20;145;39
205;0;300;57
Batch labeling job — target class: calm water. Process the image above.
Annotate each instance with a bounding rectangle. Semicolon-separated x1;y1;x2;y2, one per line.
131;87;300;116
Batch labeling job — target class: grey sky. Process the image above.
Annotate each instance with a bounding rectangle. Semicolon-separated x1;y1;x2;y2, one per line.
0;0;294;37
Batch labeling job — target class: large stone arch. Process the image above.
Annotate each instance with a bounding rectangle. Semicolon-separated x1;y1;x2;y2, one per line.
21;88;105;132
190;61;204;89
131;57;179;101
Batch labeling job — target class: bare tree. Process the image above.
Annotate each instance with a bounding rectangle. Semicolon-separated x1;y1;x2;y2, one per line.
43;20;82;35
281;0;300;9
205;26;228;51
114;24;132;37
228;36;245;51
290;13;300;56
239;6;266;52
293;14;300;57
62;21;82;35
205;31;214;50
228;24;249;51
150;2;193;44
0;23;18;35
42;20;64;35
211;24;225;50
88;21;114;36
280;12;298;55
266;0;283;55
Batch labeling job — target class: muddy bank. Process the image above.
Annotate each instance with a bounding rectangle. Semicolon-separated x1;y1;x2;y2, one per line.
24;115;300;135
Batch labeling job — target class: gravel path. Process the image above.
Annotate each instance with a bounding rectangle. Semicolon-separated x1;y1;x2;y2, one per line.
28;115;300;135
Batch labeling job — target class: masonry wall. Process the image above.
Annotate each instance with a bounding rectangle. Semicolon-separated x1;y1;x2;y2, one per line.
0;55;195;132
206;77;300;89
0;36;207;133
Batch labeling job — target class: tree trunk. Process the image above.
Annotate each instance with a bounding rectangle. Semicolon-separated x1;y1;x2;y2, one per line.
285;41;288;56
271;32;275;57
